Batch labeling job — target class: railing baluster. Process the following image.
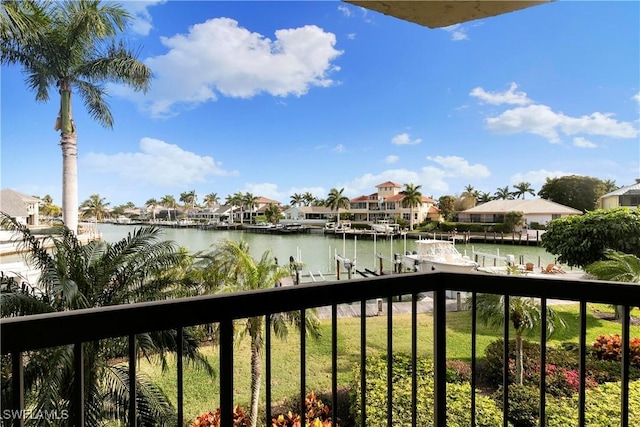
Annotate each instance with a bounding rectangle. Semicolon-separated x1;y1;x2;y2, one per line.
220;320;234;427
360;299;366;427
300;309;306;427
11;351;24;427
266;315;272;427
129;335;136;427
74;343;85;427
471;292;477;427
621;304;630;427
539;298;547;427
177;327;184;427
578;301;587;427
411;293;417;427
433;289;446;427
331;304;338;427
387;296;393;427
502;295;509;427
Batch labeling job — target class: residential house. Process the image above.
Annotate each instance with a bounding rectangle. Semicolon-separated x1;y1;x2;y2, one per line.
0;188;40;226
458;198;581;226
349;181;440;224
188;205;234;223
598;179;640;209
282;206;335;225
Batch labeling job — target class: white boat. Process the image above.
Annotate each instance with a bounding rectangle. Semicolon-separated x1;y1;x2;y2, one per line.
402;239;478;274
371;220;401;235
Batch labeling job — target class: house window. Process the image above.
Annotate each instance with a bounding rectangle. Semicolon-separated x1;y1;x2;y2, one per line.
470;214;481;223
620;195;640;207
552;214;561;220
493;214;504;223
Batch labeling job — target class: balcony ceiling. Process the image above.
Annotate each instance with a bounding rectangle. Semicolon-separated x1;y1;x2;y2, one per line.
343;1;551;28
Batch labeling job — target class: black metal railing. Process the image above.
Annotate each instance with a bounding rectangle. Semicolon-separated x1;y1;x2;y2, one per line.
1;272;638;427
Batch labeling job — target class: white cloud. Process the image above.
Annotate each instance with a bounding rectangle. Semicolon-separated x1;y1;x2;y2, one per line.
82;137;237;187
332;144;346;153
121;1;166;36
347;33;356;40
470;82;532;106
337;5;353;17
391;133;422;145
634;92;640;104
485;104;639;143
134;18;342;117
426;156;491;178
243;182;283;201
384;155;399;164
573;137;597;148
441;24;469;41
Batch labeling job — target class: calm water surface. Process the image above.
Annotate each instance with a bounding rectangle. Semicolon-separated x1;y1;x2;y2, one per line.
97;224;563;275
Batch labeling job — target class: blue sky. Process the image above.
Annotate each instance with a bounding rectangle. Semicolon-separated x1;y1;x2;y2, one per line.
2;0;639;207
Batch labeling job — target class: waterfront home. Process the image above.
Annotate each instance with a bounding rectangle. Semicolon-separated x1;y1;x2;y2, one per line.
0;188;40;226
282;205;335;226
458;198;581;226
598;179;640;209
349;181;441;224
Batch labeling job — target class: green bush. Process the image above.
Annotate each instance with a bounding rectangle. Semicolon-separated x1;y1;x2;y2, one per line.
350;354;506;427
546;380;640;426
493;384;539;427
481;339;542;387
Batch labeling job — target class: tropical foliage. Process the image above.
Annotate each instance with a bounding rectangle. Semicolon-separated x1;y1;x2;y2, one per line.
400;183;422;230
475;294;565;385
0;0;152;234
324;188;350;225
541;207;640;267
0;213;212;426
538;175;607;212
192;239;321;427
79;193;110;221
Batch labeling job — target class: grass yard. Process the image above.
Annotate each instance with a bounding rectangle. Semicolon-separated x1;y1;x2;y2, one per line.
139;302;640;423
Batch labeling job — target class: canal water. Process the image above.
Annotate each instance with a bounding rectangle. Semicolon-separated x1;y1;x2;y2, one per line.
97;224;564;277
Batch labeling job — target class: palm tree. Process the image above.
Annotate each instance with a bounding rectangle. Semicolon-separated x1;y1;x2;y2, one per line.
602;179;619;193
146;198;159;221
584;251;640;319
513;182;536;199
0;213;213;426
230;191;244;224
160;195;177;221
475;294;565;385
461;184;480;208
180;190;197;212
1;1;152;235
243;193;258;224
290;193;304;207
264;203;281;224
195;240;321;427
324;188;350;225
494;186;513;200
477;192;493;204
0;0;46;42
203;192;219;208
303;192;316;206
400;183;423;230
79;193;110;222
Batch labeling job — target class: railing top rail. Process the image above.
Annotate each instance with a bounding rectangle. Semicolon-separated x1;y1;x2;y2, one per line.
1;272;638;354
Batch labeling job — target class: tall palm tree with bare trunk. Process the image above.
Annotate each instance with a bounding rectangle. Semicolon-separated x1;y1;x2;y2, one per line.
0;0;152;234
400;183;423;230
325;188;350;225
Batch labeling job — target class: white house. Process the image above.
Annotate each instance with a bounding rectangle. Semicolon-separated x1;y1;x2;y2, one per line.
0;188;40;226
458;199;581;226
282;206;335;226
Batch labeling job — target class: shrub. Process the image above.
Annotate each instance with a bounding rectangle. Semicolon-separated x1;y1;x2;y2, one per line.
446;360;472;383
591;334;640;368
493;384;539;427
481;339;541;387
350;354;505;427
190;405;250;427
271;392;336;427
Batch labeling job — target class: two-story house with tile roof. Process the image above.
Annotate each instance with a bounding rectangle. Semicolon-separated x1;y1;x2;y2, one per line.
349;181;440;225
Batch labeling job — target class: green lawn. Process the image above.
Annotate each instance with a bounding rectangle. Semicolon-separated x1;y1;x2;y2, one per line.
139;302;640;423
